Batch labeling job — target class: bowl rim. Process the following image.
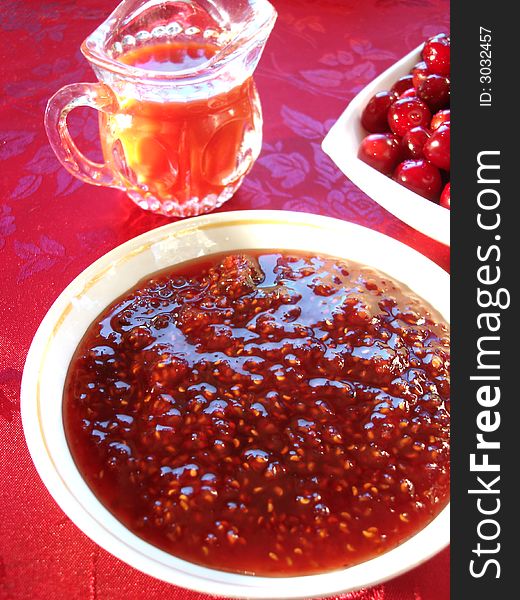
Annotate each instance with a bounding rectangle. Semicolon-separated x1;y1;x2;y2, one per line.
321;44;450;246
21;210;450;599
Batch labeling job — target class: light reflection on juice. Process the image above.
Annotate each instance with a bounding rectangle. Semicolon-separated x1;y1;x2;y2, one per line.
100;42;261;215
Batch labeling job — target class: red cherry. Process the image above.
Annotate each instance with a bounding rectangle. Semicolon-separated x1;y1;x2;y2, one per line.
431;109;450;130
422;33;450;57
361;90;398;133
358;133;403;174
417;74;450;112
394;159;442;201
423;34;450;76
423;123;450;171
391;74;414;96
412;61;429;89
399;88;418;100
440;182;450;209
402;126;431;160
387;98;431;136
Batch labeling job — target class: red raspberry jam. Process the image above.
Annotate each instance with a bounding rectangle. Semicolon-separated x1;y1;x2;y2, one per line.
64;251;450;575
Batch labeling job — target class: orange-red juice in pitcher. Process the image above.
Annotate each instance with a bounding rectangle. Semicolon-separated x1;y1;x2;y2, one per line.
44;0;277;217
102;41;261;213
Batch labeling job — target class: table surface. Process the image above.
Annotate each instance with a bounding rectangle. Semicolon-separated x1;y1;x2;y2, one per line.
0;1;449;598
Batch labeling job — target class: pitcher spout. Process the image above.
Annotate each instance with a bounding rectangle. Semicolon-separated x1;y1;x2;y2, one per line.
213;0;278;64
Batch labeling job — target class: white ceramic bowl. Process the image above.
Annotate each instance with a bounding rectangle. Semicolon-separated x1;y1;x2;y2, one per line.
322;45;450;246
21;210;449;599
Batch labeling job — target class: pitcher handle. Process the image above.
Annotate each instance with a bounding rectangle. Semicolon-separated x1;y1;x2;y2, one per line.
44;82;121;188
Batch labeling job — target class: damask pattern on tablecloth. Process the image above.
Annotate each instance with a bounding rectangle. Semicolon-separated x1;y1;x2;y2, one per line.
0;1;449;598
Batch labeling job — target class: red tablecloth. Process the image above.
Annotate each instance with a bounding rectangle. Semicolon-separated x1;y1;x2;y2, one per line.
0;1;450;598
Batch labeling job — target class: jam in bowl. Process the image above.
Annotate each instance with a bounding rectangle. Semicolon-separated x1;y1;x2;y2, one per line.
64;251;449;575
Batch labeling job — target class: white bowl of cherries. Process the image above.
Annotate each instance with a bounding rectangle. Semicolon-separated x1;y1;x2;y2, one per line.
322;33;450;246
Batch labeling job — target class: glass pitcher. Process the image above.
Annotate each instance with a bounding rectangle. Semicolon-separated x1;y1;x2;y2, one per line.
44;0;277;217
